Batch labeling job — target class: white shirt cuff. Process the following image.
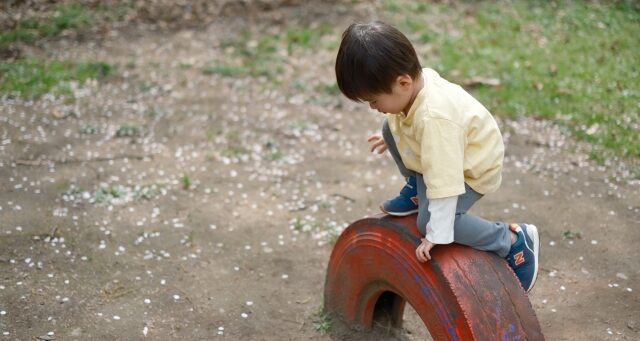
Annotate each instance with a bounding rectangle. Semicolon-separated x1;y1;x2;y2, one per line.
425;195;458;244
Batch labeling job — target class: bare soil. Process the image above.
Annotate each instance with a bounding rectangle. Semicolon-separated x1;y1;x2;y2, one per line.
1;2;639;340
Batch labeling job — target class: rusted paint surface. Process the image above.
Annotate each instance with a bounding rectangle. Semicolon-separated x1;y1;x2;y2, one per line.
324;214;544;340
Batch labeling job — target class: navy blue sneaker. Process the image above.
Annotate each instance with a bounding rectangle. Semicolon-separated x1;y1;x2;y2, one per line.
380;176;419;216
506;223;540;293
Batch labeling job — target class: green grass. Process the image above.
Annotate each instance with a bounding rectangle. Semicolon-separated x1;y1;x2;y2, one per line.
115;124;141;138
204;24;333;81
0;59;112;98
1;3;91;46
312;307;333;333
383;0;640;166
181;175;192;190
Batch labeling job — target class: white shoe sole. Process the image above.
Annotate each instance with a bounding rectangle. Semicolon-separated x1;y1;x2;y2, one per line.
523;224;540;292
379;205;419;217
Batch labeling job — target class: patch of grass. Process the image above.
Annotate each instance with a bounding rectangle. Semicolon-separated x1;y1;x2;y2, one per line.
264;150;283;161
285;25;332;53
79;123;99;135
137;81;156;92
181;175;191;190
202;64;246;76
115;125;141;138
316;82;340;95
382;0;402;12
94;185;127;204
292;218;304;231
386;0;640;167
0;59;112;98
563;230;582;240
312;307;332;333
1;3;91;46
133;184;159;200
210;24;333;82
145;107;165;119
97;2;134;22
221;146;247;157
263;140;283;161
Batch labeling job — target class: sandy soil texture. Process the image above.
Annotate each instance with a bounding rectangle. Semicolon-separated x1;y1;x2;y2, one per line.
1;2;639;340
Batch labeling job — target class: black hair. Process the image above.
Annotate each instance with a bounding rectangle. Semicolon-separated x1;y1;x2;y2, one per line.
335;21;422;101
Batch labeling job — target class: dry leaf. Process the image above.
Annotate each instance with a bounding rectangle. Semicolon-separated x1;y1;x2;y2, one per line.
585;124;600;135
463;77;501;88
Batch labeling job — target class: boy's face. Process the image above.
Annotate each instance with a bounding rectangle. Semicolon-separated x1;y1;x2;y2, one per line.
363;75;415;115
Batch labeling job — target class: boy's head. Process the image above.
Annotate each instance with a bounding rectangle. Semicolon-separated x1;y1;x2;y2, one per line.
335;21;422;112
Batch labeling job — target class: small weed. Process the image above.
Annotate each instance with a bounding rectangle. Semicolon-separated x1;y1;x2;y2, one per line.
291;79;307;91
88;183;161;205
181;175;191;190
227;131;241;142
263;140;283;161
115;125;141;138
563;230;582;240
94;185;126;204
221;146;247;157
133;185;158;200
327;231;341;246
138;81;155;92
292;218;304;231
79;123;99;135
264;150;283;161
145;107;165;119
312;307;332;333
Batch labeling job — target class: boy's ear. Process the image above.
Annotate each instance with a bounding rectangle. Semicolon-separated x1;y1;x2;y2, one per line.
396;74;413;88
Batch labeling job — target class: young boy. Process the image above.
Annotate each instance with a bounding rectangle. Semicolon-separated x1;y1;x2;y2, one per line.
335;21;540;292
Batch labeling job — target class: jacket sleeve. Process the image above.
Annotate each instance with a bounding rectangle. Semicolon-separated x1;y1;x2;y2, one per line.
420;117;466;199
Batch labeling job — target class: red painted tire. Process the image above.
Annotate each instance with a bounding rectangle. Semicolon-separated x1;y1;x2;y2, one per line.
324;214;544;340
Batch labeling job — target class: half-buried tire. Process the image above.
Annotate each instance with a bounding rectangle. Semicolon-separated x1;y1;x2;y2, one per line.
324;214;544;340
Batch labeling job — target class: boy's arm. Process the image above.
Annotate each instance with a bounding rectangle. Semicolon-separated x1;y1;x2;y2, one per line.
416;195;457;262
426;195;457;244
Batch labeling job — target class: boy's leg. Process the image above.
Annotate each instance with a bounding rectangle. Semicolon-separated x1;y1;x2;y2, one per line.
414;181;512;258
381;120;419;216
414;181;539;291
415;174;430;235
452;184;512;257
455;187;539;292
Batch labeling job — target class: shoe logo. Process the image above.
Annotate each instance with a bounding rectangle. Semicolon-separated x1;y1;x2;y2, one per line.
514;251;525;266
410;196;419;205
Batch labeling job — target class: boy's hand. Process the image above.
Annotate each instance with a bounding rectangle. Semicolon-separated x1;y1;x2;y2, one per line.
416;238;435;262
367;133;387;154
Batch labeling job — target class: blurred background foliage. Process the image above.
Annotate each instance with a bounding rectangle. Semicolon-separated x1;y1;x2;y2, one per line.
1;0;638;172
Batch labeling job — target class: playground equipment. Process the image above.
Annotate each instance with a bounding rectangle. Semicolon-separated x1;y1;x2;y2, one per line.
324;214;544;340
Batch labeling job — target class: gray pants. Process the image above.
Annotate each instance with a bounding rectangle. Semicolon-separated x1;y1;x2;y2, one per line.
382;120;512;257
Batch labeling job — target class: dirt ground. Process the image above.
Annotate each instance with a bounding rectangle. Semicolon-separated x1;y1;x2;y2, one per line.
1;2;639;340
